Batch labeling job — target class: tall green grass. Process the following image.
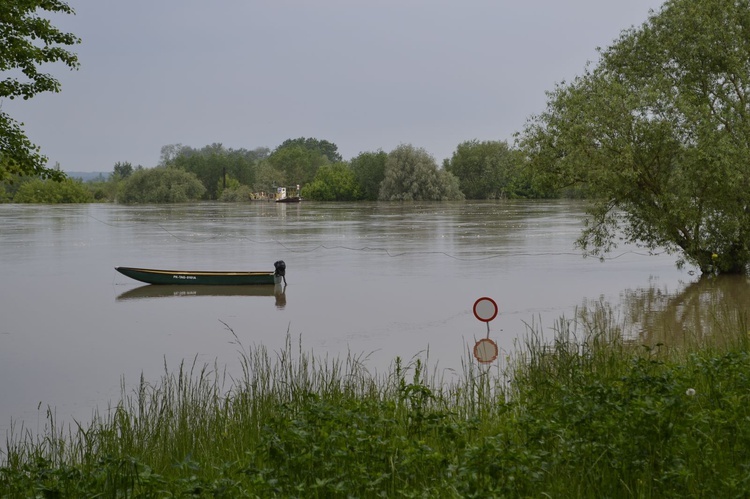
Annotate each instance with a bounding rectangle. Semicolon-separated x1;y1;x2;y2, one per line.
2;304;750;497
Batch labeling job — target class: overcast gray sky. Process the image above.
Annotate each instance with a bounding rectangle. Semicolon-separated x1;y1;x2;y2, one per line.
5;1;665;173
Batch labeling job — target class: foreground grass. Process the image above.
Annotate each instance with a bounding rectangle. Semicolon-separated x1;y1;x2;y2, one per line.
3;310;750;498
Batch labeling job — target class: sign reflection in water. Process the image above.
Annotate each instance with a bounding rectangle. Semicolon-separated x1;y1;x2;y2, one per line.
2;201;739;432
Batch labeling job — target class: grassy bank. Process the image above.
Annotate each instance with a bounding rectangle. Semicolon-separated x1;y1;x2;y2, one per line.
2;309;750;498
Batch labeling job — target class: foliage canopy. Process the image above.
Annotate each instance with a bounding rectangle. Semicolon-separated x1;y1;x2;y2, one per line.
12;177;92;203
267;143;329;186
379;144;464;201
445;140;536;199
161;143;267;199
111;161;134;180
521;0;750;275
118;167;205;203
303;163;362;201
350;150;387;201
0;1;80;182
277;137;342;163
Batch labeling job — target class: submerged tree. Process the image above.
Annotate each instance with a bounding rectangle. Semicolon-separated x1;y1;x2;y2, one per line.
303;163;362;201
0;1;80;181
162;143;265;199
521;0;750;275
267;144;328;186
379;144;464;201
118;167;205;203
445;140;528;199
350;150;387;201
12;177;92;203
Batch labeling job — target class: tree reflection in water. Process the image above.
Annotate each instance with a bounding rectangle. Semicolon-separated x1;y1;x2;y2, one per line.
579;276;750;349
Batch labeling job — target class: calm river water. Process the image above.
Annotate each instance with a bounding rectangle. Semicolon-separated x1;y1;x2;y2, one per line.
2;200;742;433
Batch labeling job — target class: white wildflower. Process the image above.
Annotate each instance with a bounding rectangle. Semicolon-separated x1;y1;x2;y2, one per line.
685;388;696;396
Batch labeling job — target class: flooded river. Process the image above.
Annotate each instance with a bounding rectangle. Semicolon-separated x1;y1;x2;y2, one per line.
2;200;740;431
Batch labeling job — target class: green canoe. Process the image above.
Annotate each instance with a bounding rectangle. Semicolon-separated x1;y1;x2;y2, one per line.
115;260;286;285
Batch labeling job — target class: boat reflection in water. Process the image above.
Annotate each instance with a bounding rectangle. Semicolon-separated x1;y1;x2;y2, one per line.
116;283;287;309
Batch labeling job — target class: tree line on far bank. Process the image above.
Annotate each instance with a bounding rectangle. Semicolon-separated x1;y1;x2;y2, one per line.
1;137;561;204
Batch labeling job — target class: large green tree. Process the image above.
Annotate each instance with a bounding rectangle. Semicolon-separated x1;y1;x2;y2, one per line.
267;144;328;186
0;1;80;181
521;0;750;275
379;144;464;201
253;159;285;196
111;161;134;180
118;167;205;203
162;143;265;199
277;137;342;163
12;177;92;203
445;140;527;199
303;162;362;201
350;150;387;201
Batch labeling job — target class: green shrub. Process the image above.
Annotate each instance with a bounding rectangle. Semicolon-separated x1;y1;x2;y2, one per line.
12;178;93;203
118;167;205;203
218;185;252;202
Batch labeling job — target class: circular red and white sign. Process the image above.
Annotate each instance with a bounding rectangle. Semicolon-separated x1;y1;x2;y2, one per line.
473;297;498;322
473;338;499;364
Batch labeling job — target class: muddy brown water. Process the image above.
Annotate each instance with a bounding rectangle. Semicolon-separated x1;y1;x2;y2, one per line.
3;200;736;432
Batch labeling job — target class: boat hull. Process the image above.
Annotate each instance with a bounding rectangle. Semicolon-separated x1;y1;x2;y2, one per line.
115;267;280;285
275;196;302;203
